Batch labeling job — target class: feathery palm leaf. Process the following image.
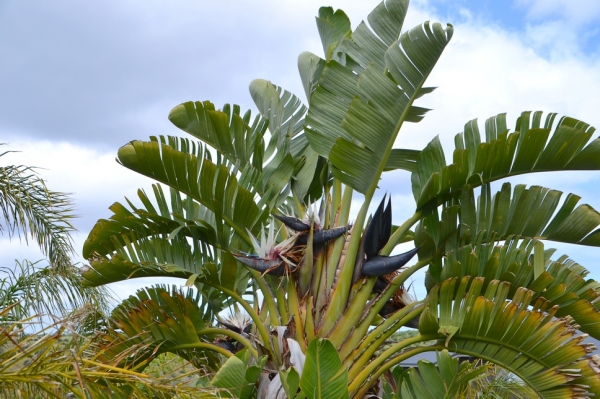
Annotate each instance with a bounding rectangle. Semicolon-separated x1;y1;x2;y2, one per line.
0;305;217;398
0;260;113;322
0;147;112;322
0;150;75;270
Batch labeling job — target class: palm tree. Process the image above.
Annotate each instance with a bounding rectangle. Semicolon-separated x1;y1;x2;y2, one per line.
0;150;217;397
81;0;600;397
0;147;111;321
0;304;223;398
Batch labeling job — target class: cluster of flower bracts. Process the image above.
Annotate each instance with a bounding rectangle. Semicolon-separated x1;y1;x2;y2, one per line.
232;196;419;324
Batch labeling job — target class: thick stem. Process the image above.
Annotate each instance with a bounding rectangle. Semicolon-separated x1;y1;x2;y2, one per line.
312;251;327;323
338;259;431;361
304;299;315;343
287;278;307;352
203;282;276;365
321;196;368;336
327;277;376;348
319;185;353;334
299;228;314;296
270;276;289;323
198;328;258;358
248;270;281;326
346;305;424;380
169;342;234;358
325;185;354;287
330;179;342;229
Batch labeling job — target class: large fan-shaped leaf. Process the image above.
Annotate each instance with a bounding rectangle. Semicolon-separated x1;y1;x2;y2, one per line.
315;6;352;61
95;285;224;372
169;101;266;171
82;233;248;307
298;51;326;101
415;183;600;265
424;237;600;339
417;277;600;398
342;0;409;73
413;111;597;208
81;182;247;288
249;79;320;201
384;148;420;172
306;18;452;193
209;354;265;399
249;79;306;151
84;184;219;259
116;138;267;245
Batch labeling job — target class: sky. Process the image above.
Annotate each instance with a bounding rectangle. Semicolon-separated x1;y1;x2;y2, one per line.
1;0;600;303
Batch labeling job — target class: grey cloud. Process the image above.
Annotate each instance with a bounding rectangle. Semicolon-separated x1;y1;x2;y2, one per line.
0;0;320;150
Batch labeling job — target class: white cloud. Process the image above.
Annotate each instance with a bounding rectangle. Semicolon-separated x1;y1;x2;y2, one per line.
516;0;600;25
0;140;153;228
400;12;600;188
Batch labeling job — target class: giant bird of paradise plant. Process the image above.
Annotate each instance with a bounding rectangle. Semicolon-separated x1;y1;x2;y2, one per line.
81;0;600;397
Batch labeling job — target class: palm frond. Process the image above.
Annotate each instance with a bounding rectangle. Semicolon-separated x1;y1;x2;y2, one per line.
0;306;218;398
0;154;75;270
0;260;113;323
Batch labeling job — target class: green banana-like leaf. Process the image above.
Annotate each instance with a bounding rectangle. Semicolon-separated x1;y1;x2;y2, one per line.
169;101;266;171
249;79;316;204
83;249;192;286
95;285;223;372
305;15;452;193
168;105;269;206
300;338;349;399
116;137;267;245
384;148;420;172
83;184;219;260
298;51;326;101
168;106;268;202
412;111;597;208
80;179;252;297
424;237;600;339
249;79;306;153
415;183;600;263
81;184;223;286
281;368;301;398
209;356;248;398
82;235;247;307
341;0;408;73
315;7;351;61
418;276;600;398
396;350;488;399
